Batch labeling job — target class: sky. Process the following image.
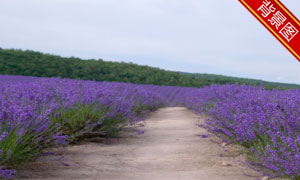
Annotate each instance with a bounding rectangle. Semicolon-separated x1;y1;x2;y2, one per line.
0;0;300;84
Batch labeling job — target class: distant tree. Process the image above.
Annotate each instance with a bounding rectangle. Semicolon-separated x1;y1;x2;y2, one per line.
0;48;299;89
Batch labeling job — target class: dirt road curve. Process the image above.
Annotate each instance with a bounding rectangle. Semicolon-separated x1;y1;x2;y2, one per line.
18;107;267;180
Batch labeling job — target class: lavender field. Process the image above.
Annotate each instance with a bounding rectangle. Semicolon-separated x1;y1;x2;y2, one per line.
1;75;300;179
185;85;300;179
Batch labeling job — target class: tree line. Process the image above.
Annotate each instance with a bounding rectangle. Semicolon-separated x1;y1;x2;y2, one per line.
0;48;299;89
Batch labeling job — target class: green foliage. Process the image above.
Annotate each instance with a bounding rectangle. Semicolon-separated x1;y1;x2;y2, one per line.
0;128;53;169
50;104;125;141
0;48;299;89
181;72;300;89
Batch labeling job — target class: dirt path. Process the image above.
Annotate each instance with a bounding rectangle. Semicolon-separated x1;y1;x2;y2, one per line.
18;107;268;180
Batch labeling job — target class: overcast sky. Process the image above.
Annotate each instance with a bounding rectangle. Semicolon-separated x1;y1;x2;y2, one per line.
1;0;300;84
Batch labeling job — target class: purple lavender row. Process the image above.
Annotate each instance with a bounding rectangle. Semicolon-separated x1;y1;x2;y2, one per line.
0;75;192;179
184;84;300;178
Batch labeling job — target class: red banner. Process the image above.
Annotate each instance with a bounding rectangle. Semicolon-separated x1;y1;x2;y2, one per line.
239;0;300;62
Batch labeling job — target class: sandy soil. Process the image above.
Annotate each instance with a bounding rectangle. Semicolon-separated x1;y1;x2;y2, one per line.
17;107;273;180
